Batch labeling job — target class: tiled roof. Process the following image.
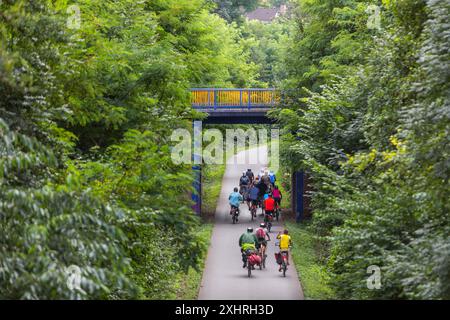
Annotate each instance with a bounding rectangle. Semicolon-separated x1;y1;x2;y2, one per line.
246;8;279;22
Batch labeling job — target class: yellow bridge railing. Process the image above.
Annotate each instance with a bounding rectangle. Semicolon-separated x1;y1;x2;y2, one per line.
191;88;278;110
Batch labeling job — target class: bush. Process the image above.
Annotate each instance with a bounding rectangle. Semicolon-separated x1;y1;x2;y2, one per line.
0;119;133;299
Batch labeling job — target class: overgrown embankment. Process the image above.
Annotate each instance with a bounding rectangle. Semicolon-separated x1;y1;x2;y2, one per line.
286;221;335;300
201;164;227;221
174;224;214;300
175;157;227;299
273;0;450;299
271;160;335;299
0;0;261;299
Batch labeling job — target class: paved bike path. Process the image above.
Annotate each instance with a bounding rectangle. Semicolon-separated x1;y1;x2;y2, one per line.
198;146;304;300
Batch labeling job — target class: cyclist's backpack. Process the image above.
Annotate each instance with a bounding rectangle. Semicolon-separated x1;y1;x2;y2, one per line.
248;253;261;266
240;176;249;185
269;173;275;184
256;228;265;239
272;189;281;198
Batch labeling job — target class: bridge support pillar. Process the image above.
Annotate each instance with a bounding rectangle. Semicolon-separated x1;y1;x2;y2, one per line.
192;165;202;215
192;121;203;215
291;171;312;222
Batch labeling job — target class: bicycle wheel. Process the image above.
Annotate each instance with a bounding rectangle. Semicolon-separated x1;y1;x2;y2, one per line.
248;264;252;278
283;262;287;277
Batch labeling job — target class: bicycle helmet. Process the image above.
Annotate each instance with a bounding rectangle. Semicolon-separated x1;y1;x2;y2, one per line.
260;223;266;228
247;227;253;233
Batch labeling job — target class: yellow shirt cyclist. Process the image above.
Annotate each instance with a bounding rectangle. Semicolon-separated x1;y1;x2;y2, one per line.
276;230;292;268
277;233;291;251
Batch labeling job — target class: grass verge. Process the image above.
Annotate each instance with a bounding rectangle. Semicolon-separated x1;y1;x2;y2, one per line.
201;164;226;220
286;221;335;300
174;223;214;300
174;155;226;299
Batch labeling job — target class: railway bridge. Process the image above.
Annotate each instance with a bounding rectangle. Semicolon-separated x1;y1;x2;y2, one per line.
190;88;309;222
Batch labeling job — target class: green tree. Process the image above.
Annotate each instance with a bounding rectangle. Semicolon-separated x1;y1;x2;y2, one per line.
0;0;260;299
0;118;133;299
274;0;449;299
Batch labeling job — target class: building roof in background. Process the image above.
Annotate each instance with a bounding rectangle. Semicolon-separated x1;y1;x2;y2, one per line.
246;7;279;22
246;5;288;22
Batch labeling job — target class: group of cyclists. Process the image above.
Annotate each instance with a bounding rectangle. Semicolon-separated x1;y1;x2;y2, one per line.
239;227;292;274
235;168;282;219
229;168;292;275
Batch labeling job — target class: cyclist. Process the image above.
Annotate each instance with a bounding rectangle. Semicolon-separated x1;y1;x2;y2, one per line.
269;170;276;187
246;169;255;184
261;170;271;187
255;223;271;258
239;227;258;268
240;171;250;187
229;187;243;221
264;193;275;223
272;185;282;218
257;168;264;180
256;179;268;202
276;229;292;271
248;184;260;214
239;172;250;199
273;185;282;205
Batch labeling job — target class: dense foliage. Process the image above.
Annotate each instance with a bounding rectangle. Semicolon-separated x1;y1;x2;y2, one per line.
1;0;448;300
274;0;449;299
0;119;132;299
0;0;258;299
240;18;290;86
210;0;260;23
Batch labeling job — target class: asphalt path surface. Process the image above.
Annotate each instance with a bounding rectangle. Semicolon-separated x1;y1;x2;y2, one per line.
198;145;304;300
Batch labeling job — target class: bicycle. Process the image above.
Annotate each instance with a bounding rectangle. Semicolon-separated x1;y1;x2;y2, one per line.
258;239;270;269
274;203;280;221
280;251;288;277
230;206;239;224
246;250;261;277
260;198;265;216
275;242;291;277
239;185;248;203
250;201;258;220
264;212;273;233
